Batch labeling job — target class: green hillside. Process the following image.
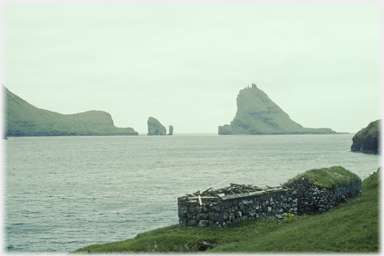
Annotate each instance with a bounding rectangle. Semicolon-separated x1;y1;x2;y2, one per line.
351;119;380;154
5;87;138;136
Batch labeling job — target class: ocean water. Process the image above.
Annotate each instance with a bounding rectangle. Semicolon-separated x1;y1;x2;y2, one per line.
4;134;380;253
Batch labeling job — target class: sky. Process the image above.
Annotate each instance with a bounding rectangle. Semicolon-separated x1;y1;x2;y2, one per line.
2;2;382;134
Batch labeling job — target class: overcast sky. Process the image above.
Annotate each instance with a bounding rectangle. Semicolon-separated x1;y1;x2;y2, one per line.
3;2;381;134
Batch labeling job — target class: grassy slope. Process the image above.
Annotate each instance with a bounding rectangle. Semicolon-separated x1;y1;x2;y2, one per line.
72;169;379;253
351;119;380;153
5;87;138;136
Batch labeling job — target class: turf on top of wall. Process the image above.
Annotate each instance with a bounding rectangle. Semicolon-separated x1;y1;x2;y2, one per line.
284;166;361;189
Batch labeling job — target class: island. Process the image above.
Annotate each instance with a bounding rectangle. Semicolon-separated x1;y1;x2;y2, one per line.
147;117;167;135
351;119;380;154
218;84;336;135
5;86;138;136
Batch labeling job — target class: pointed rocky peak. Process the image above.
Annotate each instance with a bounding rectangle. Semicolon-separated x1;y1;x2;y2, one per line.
219;83;336;135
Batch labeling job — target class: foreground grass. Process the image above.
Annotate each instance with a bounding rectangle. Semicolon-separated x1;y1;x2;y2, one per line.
72;170;379;253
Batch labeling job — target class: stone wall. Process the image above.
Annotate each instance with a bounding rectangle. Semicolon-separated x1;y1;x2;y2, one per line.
178;176;361;228
288;175;362;215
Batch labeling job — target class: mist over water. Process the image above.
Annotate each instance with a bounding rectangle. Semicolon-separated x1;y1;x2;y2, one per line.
5;134;380;253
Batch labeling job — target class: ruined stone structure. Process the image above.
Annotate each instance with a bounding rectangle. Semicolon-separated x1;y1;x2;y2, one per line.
178;167;361;228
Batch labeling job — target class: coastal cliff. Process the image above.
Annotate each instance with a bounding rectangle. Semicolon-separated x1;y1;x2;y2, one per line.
351;120;380;154
218;84;336;135
5;87;138;136
147;117;166;135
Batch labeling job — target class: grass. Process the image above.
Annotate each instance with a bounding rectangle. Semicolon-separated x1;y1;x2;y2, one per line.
71;169;379;253
283;166;361;189
354;119;380;140
351;119;380;154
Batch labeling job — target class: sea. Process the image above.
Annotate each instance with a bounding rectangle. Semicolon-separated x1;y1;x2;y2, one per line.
4;134;380;253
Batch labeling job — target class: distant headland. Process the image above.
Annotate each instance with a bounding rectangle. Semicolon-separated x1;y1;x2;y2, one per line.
4;86;138;136
218;84;336;135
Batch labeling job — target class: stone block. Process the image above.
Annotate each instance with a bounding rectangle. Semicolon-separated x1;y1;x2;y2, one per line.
235;211;242;218
214;222;222;228
187;220;198;226
178;198;188;206
188;206;197;213
198;220;209;227
178;206;188;218
209;212;220;222
179;218;187;227
212;205;221;213
197;213;208;221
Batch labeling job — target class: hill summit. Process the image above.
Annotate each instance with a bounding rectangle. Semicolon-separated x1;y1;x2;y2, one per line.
218;84;336;135
5;87;138;136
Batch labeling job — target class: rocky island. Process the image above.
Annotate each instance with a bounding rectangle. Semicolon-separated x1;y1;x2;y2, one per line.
5;87;138;136
218;84;336;135
147;117;167;135
168;125;174;135
351;119;380;154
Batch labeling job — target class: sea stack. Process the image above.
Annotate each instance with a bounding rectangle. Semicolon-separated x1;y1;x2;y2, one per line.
168;125;174;135
147;117;166;135
218;83;336;135
351;120;380;154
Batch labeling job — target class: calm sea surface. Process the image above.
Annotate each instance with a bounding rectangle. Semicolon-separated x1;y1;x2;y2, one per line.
4;134;380;253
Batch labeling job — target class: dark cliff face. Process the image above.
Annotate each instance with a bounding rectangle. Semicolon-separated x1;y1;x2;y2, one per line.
218;83;336;135
5;87;138;136
351;120;380;154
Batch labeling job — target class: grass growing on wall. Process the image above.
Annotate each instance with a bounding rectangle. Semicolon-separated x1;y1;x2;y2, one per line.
71;169;379;253
283;166;361;189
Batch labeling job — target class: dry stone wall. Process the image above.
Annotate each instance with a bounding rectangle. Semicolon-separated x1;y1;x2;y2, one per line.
178;177;361;228
289;176;362;215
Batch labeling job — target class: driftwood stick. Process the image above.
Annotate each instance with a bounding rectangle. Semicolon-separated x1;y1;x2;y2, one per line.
230;183;244;187
215;193;222;199
266;185;282;189
280;184;291;190
187;196;217;200
201;187;213;195
193;190;200;196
